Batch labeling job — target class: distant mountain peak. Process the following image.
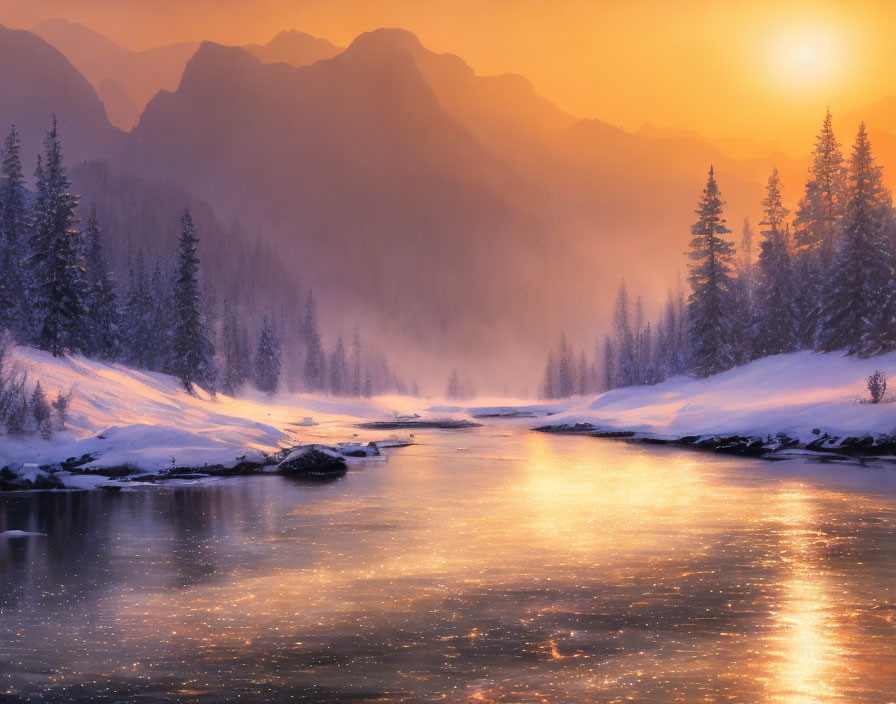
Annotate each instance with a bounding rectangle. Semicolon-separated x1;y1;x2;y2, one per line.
180;40;262;85
243;29;341;67
268;28;331;45
345;28;425;56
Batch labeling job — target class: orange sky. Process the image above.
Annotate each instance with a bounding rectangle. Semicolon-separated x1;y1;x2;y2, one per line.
0;0;892;153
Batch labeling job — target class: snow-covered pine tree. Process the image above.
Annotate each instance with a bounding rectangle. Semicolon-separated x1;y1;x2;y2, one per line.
237;323;252;388
121;253;153;368
632;296;646;383
350;326;362;396
219;297;242;396
590;338;602;393
657;289;678;376
254;314;281;395
301;291;326;391
686;166;738;377
753;168;798;356
556;332;575;398
601;334;614;391
362;368;373;398
793;110;847;347
541;350;558;399
726;218;756;363
166;209;216;392
0;125;27;336
612;280;636;387
30;380;52;440
794;109;847;268
83;206;119;358
577;349;589;395
636;320;650;383
148;261;172;371
727;270;752;364
738;217;756;309
328;334;348;396
26;117;87;356
818;123;892;355
674;281;689;373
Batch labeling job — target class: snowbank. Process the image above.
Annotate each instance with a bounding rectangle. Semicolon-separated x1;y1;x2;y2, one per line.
0;347;442;474
533;350;896;441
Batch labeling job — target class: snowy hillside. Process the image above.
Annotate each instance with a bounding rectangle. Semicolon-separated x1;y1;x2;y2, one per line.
521;350;896;442
6;347;896;478
0;347;429;473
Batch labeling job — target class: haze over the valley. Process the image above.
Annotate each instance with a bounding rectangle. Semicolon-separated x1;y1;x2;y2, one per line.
2;1;896;392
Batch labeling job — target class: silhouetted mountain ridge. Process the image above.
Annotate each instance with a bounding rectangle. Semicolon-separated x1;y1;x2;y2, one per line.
0;25;120;162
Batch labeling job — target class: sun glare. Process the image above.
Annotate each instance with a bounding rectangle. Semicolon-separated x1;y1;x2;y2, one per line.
765;25;843;91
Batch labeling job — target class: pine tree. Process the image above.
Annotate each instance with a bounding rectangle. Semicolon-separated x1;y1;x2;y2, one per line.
254;314;281;395
350;326;362;395
793;110;848;347
166;209;216;392
612;280;636;387
643;322;659;383
657;289;678;376
148;260;171;371
328;334;348;395
686;166;737;377
0;125;26;336
729;217;757;362
794;109;847;268
30;380;52;440
219;298;252;396
675;281;689;372
301;291;325;391
602;334;615;391
237;324;252;388
556;332;575;397
738;217;756;307
753;168;798;356
83;206;119;358
26;117;87;356
219;298;241;395
819;123;892;355
577;350;589;395
632;296;647;384
121;253;153;368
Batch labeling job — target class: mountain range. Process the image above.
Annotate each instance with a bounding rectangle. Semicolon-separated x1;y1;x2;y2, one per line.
2;20;895;388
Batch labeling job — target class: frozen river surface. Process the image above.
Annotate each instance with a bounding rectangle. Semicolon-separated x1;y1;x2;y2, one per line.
1;426;895;702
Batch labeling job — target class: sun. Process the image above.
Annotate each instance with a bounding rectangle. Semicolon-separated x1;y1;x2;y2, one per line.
765;25;843;91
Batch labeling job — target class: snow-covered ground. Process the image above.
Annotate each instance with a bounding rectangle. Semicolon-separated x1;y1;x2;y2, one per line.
5;347;896;480
0;347;468;474
525;350;896;442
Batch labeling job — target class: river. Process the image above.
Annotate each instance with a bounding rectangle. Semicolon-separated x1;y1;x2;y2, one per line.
1;425;895;702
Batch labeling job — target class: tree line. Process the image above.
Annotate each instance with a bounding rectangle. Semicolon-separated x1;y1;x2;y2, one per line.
542;110;896;397
0;117;412;399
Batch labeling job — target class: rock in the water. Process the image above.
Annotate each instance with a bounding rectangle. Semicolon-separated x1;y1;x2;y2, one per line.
532;422;596;434
278;445;347;475
337;442;380;458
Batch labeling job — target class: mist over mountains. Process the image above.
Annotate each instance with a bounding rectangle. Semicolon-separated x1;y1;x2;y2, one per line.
2;19;893;390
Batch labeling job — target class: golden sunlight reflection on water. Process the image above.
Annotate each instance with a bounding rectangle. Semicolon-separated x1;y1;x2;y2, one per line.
1;427;895;702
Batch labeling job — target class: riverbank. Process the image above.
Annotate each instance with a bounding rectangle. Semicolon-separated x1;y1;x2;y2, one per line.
520;350;896;462
0;347;473;491
6;346;896;489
